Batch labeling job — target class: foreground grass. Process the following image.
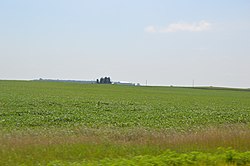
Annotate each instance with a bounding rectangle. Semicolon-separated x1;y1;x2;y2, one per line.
0;125;250;165
48;149;250;166
1;145;250;165
2;147;245;166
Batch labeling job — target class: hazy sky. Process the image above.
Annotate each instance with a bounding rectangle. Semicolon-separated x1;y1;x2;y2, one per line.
1;0;250;87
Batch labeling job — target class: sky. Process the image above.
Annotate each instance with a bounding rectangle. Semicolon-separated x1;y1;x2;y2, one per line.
0;0;250;88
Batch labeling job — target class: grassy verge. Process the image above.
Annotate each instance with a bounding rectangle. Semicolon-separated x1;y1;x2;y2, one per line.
0;125;250;165
47;149;250;166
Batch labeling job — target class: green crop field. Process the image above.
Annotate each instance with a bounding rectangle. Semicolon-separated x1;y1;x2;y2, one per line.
0;80;250;165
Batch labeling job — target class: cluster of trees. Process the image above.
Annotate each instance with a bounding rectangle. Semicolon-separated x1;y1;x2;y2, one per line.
96;77;111;84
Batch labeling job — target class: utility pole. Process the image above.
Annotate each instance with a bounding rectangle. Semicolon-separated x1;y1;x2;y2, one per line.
192;80;195;88
146;80;147;86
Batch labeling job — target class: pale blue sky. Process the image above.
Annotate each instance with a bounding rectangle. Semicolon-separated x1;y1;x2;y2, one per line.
1;0;250;87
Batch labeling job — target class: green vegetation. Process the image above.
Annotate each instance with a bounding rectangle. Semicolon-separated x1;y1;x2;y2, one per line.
2;146;250;166
1;80;250;131
0;80;250;165
47;148;250;166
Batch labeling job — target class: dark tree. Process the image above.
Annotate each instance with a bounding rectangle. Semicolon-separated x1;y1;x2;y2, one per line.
100;77;104;84
107;77;111;84
98;77;111;84
96;79;99;84
104;77;108;84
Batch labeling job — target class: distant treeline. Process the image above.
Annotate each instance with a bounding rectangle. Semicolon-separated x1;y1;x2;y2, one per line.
35;78;96;84
96;77;111;84
34;77;139;86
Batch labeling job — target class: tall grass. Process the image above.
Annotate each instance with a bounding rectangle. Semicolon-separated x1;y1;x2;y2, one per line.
0;125;249;165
